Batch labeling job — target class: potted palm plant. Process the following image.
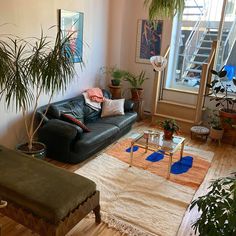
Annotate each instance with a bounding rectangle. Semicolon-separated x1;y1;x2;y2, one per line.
123;70;149;100
159;119;180;140
190;173;236;236
0;31;80;158
144;0;185;20
207;68;236;130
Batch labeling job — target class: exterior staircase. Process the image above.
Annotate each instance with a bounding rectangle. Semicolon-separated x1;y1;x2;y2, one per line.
181;28;229;87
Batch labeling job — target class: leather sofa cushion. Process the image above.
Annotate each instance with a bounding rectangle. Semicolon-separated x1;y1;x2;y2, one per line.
96;112;137;129
0;146;96;224
74;123;119;152
57;102;84;123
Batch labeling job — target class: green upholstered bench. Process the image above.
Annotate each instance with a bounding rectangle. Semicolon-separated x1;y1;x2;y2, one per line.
0;145;101;236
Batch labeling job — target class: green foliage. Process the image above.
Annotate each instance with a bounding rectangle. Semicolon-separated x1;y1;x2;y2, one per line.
144;0;185;20
207;67;236;112
190;174;236;236
159;119;180;133
207;109;222;130
0;30;81;150
123;70;149;89
102;66;126;80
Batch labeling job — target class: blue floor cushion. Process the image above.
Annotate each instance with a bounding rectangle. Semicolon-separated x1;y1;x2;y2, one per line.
171;156;193;174
126;146;139;153
146;151;165;162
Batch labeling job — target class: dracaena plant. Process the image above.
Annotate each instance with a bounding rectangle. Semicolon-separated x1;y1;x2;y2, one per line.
207;67;236;113
0;30;82;151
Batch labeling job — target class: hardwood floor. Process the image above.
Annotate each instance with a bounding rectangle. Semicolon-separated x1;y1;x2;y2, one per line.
0;121;235;236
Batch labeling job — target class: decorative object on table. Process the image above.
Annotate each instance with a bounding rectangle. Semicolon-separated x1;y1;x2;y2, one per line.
144;0;185;20
207;109;224;144
159;119;180;140
59;9;84;63
136;19;163;64
206;67;236;145
0;29;81;158
150;55;168;71
124;70;149;100
190;173;236;236
190;126;210;141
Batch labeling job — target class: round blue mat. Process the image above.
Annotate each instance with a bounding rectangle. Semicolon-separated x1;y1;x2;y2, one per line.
126;146;139;153
146;151;165;162
171;156;193;174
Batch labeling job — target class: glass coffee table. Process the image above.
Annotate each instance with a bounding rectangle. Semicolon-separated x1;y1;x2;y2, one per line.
129;131;185;179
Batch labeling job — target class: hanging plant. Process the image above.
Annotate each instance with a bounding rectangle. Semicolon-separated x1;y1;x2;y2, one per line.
144;0;185;20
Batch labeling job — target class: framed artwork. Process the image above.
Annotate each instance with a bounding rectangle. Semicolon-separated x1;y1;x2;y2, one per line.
136;20;163;64
59;9;84;63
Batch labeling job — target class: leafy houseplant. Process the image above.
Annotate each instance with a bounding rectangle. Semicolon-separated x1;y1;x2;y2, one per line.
144;0;185;20
190;173;236;236
207;68;236;130
123;70;149;100
159;119;180;140
102;66;126;86
207;109;224;141
0;31;79;157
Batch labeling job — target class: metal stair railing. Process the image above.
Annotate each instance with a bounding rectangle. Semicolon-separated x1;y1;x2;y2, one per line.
220;17;236;67
181;0;207;81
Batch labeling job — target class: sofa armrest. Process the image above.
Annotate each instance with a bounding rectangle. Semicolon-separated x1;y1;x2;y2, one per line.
38;119;83;162
124;100;134;112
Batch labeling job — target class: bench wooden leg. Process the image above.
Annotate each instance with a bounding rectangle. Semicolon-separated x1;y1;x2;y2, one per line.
93;205;101;224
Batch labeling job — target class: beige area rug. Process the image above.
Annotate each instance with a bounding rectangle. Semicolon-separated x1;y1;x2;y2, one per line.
75;153;212;236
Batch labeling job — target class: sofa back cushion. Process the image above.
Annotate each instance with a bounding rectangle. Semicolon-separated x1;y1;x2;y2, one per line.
37;89;112;124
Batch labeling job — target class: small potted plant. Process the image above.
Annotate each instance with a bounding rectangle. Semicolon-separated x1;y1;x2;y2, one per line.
207;109;224;141
123;70;149;100
159;119;180;140
102;66;126;86
190;173;236;236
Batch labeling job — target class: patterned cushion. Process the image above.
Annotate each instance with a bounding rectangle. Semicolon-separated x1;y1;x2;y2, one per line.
62;114;90;132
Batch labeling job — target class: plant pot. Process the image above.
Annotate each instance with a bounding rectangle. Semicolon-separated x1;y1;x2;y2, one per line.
111;79;121;86
131;88;144;101
209;127;224;140
163;130;174;140
219;108;236;130
16;142;46;159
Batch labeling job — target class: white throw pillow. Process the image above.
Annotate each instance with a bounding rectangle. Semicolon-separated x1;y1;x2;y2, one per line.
101;99;125;117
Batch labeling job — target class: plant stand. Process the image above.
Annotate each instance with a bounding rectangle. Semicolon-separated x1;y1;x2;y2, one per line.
130;99;144;121
190;126;209;141
109;85;122;99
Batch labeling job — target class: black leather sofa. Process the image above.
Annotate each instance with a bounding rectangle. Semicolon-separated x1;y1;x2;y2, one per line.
36;90;137;163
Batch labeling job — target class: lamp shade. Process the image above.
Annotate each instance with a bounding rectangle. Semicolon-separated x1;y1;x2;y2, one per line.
150;56;167;71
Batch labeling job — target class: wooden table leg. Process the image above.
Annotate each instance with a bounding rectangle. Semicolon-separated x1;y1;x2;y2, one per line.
129;143;134;167
167;153;173;179
180;140;185;160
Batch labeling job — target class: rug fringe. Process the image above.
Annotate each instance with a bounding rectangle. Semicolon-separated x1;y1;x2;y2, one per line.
102;212;155;236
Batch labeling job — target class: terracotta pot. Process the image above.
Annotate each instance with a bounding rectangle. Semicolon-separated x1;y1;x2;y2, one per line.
16;142;46;159
163;130;174;140
131;88;144;101
209;127;224;140
219;108;236;130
